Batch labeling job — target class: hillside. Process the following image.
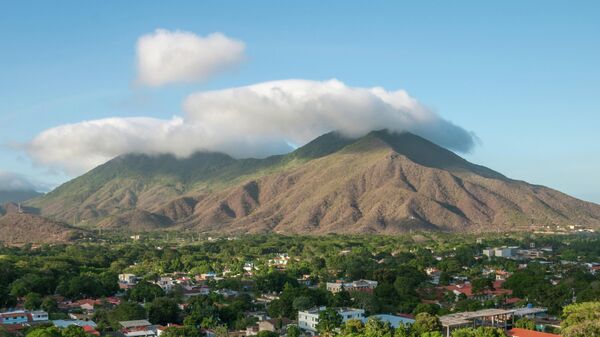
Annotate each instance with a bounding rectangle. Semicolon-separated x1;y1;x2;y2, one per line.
0;211;90;245
27;130;600;234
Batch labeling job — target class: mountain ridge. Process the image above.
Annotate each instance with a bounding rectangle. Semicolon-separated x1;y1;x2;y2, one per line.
25;130;600;234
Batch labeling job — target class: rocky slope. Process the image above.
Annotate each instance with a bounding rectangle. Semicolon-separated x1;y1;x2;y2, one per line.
26;130;600;234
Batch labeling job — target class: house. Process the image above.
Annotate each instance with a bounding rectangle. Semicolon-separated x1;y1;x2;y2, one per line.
258;318;295;332
120;319;157;337
82;325;101;336
507;328;561;337
119;273;139;289
442;280;512;301
326;280;378;293
30;310;49;321
298;307;365;333
268;254;291;269
425;268;442;285
52;320;97;329
0;311;30;325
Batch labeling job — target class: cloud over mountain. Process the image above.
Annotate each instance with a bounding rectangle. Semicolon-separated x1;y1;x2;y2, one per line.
136;29;245;86
0;171;44;191
24;79;476;175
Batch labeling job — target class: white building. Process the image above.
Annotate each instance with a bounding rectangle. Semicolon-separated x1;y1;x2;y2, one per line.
298;307;365;333
326;280;378;293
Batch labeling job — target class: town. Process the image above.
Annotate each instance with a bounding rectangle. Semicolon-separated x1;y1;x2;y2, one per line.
0;233;599;337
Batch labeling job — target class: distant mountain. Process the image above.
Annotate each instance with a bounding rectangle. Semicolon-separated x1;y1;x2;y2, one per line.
0;190;42;204
27;130;600;234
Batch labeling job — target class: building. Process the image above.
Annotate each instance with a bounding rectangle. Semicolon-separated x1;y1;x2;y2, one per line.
30;311;49;321
53;320;97;329
298;307;365;333
268;254;291;269
442;280;512;301
483;247;519;258
507;328;561;337
439;309;514;337
425;267;442;285
326;280;378;293
120;320;157;337
0;311;30;325
119;274;139;289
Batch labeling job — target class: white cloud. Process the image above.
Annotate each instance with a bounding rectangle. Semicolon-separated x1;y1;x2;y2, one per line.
0;171;45;191
136;29;245;87
24;79;476;175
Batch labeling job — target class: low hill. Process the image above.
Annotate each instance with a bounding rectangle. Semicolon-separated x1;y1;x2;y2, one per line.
0;212;90;245
27;130;600;234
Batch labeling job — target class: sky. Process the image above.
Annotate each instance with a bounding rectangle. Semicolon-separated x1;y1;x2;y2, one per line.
0;1;599;202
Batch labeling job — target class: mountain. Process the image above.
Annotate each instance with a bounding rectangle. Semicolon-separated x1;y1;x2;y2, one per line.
27;130;600;234
0;205;90;245
0;190;42;204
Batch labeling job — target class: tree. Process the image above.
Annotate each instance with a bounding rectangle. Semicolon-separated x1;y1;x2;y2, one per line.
25;327;62;337
107;302;146;329
41;297;58;313
160;326;202;337
214;325;229;337
256;332;278;337
420;332;443;337
514;318;536;330
412;303;439;315
316;308;343;336
287;324;301;337
340;319;364;336
561;302;600;337
148;297;181;325
24;292;42;310
62;326;88;337
411;313;442;336
127;281;165;302
451;327;507;337
364;317;393;337
332;289;353;307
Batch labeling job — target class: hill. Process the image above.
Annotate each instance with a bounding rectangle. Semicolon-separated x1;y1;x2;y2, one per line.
27;130;600;234
0;211;90;245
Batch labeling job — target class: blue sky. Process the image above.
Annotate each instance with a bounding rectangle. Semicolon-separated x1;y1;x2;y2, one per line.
0;1;599;202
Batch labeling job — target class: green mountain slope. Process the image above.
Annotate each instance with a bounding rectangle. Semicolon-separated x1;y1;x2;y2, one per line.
27;130;600;233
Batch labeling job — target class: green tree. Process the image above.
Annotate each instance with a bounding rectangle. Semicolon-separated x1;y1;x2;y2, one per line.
160;326;202;337
148;297;181;325
107;302;147;329
24;292;42;310
514;318;536;330
41;297;58;313
127;281;165;302
364;317;393;337
412;312;442;335
62;326;88;337
561;302;600;337
340;319;364;336
25;327;62;337
287;324;301;337
256;331;278;337
316;308;343;336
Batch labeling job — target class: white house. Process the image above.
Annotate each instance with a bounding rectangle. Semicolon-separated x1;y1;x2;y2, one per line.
298;307;365;333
